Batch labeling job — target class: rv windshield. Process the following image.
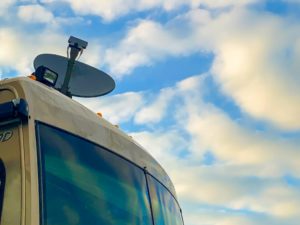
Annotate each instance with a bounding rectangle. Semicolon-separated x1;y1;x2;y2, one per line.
37;123;152;225
37;122;184;225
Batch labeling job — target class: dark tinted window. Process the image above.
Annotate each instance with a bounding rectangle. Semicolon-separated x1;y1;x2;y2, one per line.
37;123;152;225
148;175;183;225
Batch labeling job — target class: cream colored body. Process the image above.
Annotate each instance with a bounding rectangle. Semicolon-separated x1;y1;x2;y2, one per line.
0;77;176;225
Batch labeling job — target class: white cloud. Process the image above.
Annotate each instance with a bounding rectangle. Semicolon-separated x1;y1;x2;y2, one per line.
19;0;38;3
18;4;54;23
171;75;300;179
17;3;87;28
59;0;260;21
0;27;68;76
0;29;21;67
134;87;175;124
0;0;16;17
130;129;187;164
282;0;300;3
104;19;200;76
233;186;300;219
78;40;103;68
201;9;300;130
133;75;204;125
64;0;137;22
199;0;259;8
185;104;300;176
76;92;145;124
183;208;295;225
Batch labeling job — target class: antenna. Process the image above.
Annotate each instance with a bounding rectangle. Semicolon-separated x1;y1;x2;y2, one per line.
33;36;115;98
61;36;88;96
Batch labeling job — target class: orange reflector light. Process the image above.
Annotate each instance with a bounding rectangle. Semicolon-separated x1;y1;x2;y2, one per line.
28;75;37;80
97;112;103;117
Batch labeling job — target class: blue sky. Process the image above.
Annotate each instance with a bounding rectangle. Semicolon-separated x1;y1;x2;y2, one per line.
1;0;300;224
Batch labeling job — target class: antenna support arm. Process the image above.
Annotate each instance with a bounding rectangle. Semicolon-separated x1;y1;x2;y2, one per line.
60;36;88;96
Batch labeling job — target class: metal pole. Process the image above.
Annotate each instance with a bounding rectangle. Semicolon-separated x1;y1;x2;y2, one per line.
60;47;81;96
61;58;75;95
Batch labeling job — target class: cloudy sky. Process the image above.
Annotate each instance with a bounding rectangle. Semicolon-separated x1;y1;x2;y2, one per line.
1;0;300;224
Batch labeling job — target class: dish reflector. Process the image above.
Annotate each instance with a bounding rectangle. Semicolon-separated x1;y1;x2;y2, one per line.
34;54;115;97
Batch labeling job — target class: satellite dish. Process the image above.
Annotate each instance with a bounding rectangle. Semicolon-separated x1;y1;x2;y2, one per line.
34;54;115;97
33;36;115;98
